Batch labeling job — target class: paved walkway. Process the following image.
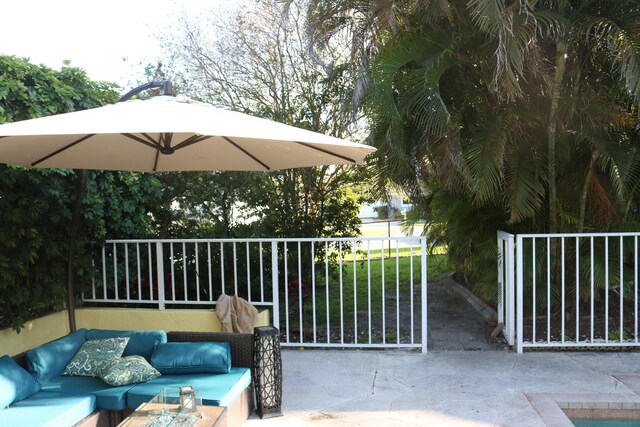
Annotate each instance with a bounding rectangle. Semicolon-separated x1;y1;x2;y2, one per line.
427;277;506;351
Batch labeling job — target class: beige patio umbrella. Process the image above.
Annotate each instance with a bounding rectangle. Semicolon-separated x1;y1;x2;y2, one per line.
0;94;375;171
0;90;376;331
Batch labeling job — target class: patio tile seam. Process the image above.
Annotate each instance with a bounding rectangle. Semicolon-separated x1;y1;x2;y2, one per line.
613;374;640;396
371;369;379;395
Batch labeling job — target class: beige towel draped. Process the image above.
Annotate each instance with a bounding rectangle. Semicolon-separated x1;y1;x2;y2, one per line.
215;294;258;333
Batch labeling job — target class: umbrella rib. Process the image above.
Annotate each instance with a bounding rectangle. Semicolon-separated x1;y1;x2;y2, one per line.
173;135;211;150
32;134;95;166
222;136;271;170
292;141;357;164
123;133;162;150
141;133;159;145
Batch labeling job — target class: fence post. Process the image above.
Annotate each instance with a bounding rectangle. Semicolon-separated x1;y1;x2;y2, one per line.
271;241;280;330
516;235;524;353
497;234;505;327
421;236;428;353
156;242;165;310
506;234;516;346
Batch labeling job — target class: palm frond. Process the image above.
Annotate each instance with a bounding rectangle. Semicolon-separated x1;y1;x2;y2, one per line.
462;108;523;205
402;56;456;138
504;137;546;223
468;0;548;100
577;13;640;104
602;136;640;202
467;0;504;34
413;0;455;24
366;27;461;166
531;9;568;39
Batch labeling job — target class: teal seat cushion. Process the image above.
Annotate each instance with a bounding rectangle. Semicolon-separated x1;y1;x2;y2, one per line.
0;355;42;408
0;391;95;427
127;367;251;408
85;329;167;361
41;375;134;410
151;342;231;374
26;329;88;383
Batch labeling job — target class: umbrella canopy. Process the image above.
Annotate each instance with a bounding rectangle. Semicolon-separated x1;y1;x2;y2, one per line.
0;95;375;172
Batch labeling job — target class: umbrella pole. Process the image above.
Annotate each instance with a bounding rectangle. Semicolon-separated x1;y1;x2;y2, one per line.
67;169;87;332
64;81;174;332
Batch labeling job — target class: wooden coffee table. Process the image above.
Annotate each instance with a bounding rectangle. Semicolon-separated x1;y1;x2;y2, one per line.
118;396;227;427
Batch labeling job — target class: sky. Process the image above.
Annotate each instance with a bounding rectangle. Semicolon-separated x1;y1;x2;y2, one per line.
0;0;220;89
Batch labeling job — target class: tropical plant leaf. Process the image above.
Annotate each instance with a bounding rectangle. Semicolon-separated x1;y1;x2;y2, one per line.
504;140;546;223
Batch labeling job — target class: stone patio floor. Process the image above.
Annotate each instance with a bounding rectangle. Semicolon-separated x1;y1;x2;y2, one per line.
244;349;640;426
244;277;640;426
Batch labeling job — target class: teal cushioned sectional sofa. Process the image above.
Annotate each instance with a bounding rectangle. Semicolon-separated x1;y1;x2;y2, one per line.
1;329;255;427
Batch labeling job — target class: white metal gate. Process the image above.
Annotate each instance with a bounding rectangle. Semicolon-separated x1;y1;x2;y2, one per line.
498;231;640;353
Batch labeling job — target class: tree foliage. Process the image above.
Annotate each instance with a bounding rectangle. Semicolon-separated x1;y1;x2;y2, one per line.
306;0;640;298
155;0;368;240
0;56;163;330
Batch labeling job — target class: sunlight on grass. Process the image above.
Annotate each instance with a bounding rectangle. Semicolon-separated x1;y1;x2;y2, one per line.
330;245;448;260
289;253;453;334
347;252;453;282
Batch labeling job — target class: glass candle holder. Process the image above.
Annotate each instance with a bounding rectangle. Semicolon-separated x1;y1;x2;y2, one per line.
179;386;196;413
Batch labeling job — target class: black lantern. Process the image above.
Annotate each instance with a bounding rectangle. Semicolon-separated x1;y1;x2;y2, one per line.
253;326;283;418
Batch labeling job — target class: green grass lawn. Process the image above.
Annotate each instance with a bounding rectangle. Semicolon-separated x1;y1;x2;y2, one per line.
282;252;452;342
346;252;451;284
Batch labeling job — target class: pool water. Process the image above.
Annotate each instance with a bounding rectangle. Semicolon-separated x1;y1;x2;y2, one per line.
572;419;640;427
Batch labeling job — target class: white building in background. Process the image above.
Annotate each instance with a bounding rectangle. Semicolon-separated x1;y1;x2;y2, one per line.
359;193;413;220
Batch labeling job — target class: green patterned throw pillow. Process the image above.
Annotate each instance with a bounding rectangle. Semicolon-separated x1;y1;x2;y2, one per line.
62;337;129;377
98;355;161;386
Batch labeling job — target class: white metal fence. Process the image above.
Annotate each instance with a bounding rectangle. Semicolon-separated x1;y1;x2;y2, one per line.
499;231;640;353
84;237;428;352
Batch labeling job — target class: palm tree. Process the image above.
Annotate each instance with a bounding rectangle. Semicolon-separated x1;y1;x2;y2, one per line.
307;0;640;291
469;0;640;232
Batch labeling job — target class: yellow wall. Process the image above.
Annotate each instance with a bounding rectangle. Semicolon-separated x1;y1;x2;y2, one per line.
0;311;70;356
1;308;270;356
76;307;270;332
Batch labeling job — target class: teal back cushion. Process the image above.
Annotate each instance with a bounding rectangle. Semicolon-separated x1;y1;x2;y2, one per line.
0;355;42;407
151;342;231;374
85;329;167;361
26;328;88;383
